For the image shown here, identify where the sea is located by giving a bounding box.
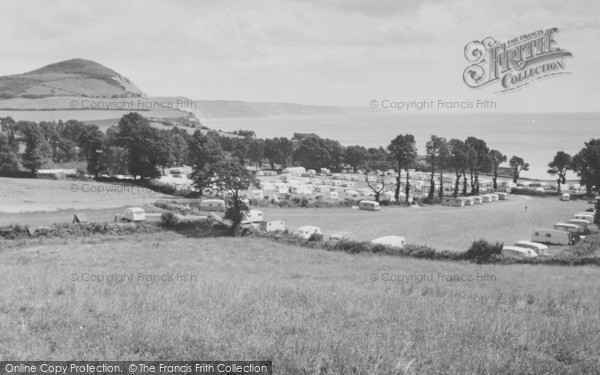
[200,112,600,180]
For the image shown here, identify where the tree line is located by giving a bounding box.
[2,113,600,202]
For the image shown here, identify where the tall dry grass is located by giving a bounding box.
[1,233,599,374]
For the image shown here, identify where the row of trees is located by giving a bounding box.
[379,134,531,203]
[4,113,600,201]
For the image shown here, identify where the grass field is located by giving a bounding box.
[1,233,599,373]
[259,196,591,252]
[0,178,172,215]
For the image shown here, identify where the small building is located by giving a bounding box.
[295,226,322,240]
[371,235,405,249]
[258,220,285,232]
[124,207,145,222]
[358,200,381,211]
[200,199,225,212]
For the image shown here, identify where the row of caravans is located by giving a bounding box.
[531,211,595,245]
[441,193,508,207]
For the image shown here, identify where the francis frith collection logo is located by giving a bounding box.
[463,27,572,92]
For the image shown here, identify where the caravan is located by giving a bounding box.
[514,241,548,256]
[573,213,594,224]
[242,210,264,224]
[358,200,381,211]
[554,222,583,234]
[200,199,226,212]
[531,228,576,245]
[502,246,539,258]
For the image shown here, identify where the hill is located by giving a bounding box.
[0,58,146,99]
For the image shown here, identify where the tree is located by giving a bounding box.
[153,130,176,175]
[363,169,393,202]
[188,131,224,169]
[572,139,600,195]
[77,125,104,176]
[426,136,442,200]
[171,133,188,166]
[17,121,45,173]
[0,133,20,173]
[489,149,507,190]
[366,147,392,171]
[99,146,129,175]
[232,140,248,165]
[193,161,260,234]
[113,113,162,179]
[344,145,368,173]
[547,151,571,194]
[465,137,490,195]
[293,135,344,171]
[448,139,469,198]
[1,117,20,153]
[388,134,417,203]
[437,139,449,200]
[247,139,265,168]
[509,155,529,183]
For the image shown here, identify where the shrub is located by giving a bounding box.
[462,239,503,263]
[160,212,180,228]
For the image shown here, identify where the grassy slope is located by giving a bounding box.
[0,178,174,215]
[259,196,591,252]
[0,233,599,373]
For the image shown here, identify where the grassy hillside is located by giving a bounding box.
[0,233,598,373]
[0,58,146,99]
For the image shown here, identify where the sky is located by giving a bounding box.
[0,0,598,112]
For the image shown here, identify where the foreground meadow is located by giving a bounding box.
[1,232,599,374]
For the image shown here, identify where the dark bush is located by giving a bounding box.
[462,239,503,263]
[160,212,179,228]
